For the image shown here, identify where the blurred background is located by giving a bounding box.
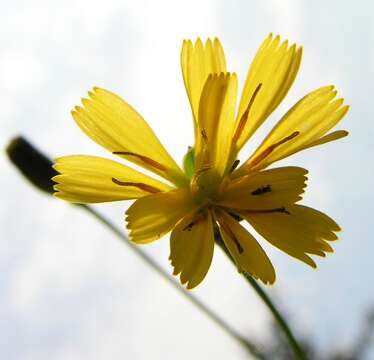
[1,0,373,359]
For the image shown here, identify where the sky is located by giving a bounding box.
[1,0,374,359]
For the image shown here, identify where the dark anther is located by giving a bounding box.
[246,207,291,215]
[111,178,160,193]
[219,219,244,254]
[112,151,166,171]
[265,207,290,215]
[229,159,240,174]
[182,216,203,231]
[182,222,194,231]
[280,207,291,215]
[251,185,271,195]
[228,212,243,222]
[233,236,244,254]
[200,128,208,143]
[232,83,263,144]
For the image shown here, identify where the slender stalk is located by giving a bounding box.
[81,205,267,360]
[242,274,306,360]
[216,239,306,360]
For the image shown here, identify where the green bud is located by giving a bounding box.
[182,146,195,179]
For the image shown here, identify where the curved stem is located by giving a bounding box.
[81,205,267,360]
[216,240,306,360]
[242,273,306,360]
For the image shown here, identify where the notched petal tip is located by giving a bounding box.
[295,45,303,60]
[81,97,91,107]
[213,37,221,45]
[182,39,192,48]
[72,105,82,113]
[288,42,295,52]
[269,274,276,285]
[310,261,317,269]
[51,174,60,183]
[51,161,59,170]
[341,105,350,115]
[194,37,203,47]
[186,280,202,290]
[282,39,289,48]
[205,38,212,46]
[341,130,349,137]
[52,191,66,200]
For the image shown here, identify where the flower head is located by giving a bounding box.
[54,34,349,289]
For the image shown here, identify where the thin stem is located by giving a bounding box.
[216,240,306,360]
[80,205,267,360]
[242,274,306,360]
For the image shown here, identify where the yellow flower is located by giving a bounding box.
[53,34,349,289]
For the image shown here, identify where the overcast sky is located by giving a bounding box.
[1,0,374,359]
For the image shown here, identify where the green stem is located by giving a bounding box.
[80,205,267,360]
[216,240,306,360]
[243,274,306,360]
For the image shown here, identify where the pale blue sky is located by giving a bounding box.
[1,0,373,359]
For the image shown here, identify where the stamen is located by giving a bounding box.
[232,83,262,144]
[227,211,243,222]
[233,237,244,254]
[246,207,290,215]
[250,131,299,167]
[229,159,240,174]
[219,219,244,254]
[251,185,271,195]
[200,128,208,143]
[195,163,212,176]
[112,178,161,193]
[182,214,204,231]
[112,151,166,171]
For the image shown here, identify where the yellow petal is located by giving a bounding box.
[126,188,198,244]
[195,72,238,179]
[169,210,214,289]
[218,166,307,210]
[298,130,349,150]
[238,86,349,174]
[181,38,227,134]
[72,87,187,186]
[242,204,340,268]
[234,33,302,151]
[215,209,275,285]
[53,155,172,203]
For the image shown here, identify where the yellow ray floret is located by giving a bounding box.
[170,210,214,289]
[181,38,227,136]
[241,205,340,268]
[234,33,302,152]
[236,85,349,175]
[53,155,173,203]
[218,166,307,210]
[195,72,238,179]
[71,87,187,186]
[126,188,198,244]
[215,209,276,285]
